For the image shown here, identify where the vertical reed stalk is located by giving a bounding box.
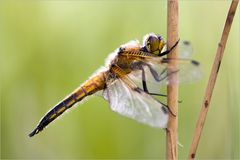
[188,1,239,159]
[166,0,179,159]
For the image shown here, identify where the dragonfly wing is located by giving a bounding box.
[129,57,202,93]
[103,79,169,128]
[160,40,194,58]
[179,41,193,58]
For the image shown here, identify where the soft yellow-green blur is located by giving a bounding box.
[1,1,239,159]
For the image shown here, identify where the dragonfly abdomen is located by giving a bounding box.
[29,72,106,137]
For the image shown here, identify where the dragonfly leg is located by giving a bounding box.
[130,62,181,104]
[128,63,177,117]
[137,63,182,104]
[140,66,167,97]
[140,65,148,92]
[159,69,179,82]
[130,61,167,97]
[158,39,180,57]
[140,66,176,116]
[160,102,177,117]
[158,69,182,103]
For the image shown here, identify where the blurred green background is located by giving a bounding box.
[0,1,239,159]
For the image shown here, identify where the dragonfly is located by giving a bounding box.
[29,33,201,137]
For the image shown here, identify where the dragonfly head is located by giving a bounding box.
[144,33,165,55]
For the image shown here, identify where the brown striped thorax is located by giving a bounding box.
[29,33,201,137]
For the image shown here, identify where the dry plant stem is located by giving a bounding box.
[188,0,239,159]
[166,0,179,159]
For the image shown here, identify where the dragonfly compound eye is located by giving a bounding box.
[157,36,165,54]
[145,35,160,54]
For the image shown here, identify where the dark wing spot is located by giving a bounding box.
[133,87,142,93]
[183,41,190,45]
[161,106,169,114]
[191,60,200,66]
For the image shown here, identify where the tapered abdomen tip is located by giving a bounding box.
[28,127,41,137]
[29,129,37,137]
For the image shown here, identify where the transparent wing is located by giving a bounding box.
[102,78,169,128]
[129,58,202,93]
[179,41,193,58]
[161,40,193,58]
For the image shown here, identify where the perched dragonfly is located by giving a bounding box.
[29,33,201,137]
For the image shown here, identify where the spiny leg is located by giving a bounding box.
[140,63,182,104]
[158,69,179,82]
[134,63,177,117]
[158,39,180,57]
[130,61,166,96]
[130,61,180,101]
[140,66,167,97]
[158,68,183,105]
[139,66,178,116]
[144,66,181,116]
